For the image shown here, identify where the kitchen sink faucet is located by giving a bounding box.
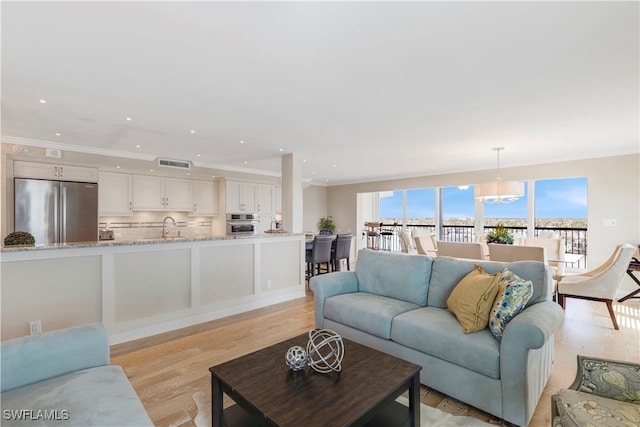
[163,216,176,238]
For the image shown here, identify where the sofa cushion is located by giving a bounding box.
[553,389,640,427]
[428,257,550,309]
[355,249,432,306]
[391,306,501,378]
[1,365,154,426]
[489,269,534,341]
[324,292,421,339]
[447,265,501,333]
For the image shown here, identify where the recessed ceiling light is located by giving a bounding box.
[240,140,244,144]
[244,161,248,165]
[186,173,191,176]
[149,169,154,172]
[116,166,121,169]
[126,117,132,121]
[196,154,201,157]
[279,148,283,152]
[39,99,46,104]
[303,159,307,163]
[55,133,61,136]
[190,130,195,134]
[136,144,141,148]
[333,164,337,168]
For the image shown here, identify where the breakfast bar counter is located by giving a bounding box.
[1,233,306,343]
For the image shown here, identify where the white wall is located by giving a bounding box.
[303,184,328,234]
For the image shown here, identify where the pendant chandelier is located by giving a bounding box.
[474,147,524,204]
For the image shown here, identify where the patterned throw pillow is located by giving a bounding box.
[447,265,501,333]
[489,268,534,341]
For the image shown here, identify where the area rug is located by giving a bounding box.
[192,392,494,427]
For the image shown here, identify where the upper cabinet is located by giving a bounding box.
[132,175,193,211]
[14,160,98,183]
[191,180,219,216]
[98,172,133,216]
[226,181,278,214]
[226,181,256,213]
[256,184,273,213]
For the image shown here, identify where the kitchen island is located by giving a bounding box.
[0,233,306,343]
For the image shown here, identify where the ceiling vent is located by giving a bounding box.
[157,158,191,170]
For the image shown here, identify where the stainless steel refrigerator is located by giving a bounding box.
[14,178,98,245]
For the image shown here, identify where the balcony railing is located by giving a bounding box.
[369,223,588,268]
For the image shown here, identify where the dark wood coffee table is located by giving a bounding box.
[209,333,421,427]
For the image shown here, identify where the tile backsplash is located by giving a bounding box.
[99,212,216,240]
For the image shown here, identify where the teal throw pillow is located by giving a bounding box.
[488,268,533,341]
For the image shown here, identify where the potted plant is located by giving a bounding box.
[486,223,513,244]
[4,231,36,246]
[317,216,336,234]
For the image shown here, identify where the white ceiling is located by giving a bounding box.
[2,1,638,185]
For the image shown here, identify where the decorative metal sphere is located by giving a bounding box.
[285,345,308,371]
[306,328,344,373]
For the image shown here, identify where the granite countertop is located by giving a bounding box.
[0,232,302,252]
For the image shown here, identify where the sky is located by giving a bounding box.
[379,177,588,219]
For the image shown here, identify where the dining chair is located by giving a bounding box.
[306,235,334,282]
[398,229,418,254]
[556,244,636,330]
[475,235,490,259]
[414,234,437,256]
[518,237,566,280]
[436,241,484,260]
[488,243,547,263]
[331,233,352,271]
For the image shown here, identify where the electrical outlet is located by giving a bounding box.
[29,320,42,335]
[602,219,617,227]
[266,279,272,289]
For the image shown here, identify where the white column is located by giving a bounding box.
[282,153,303,233]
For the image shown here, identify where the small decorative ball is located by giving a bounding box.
[306,328,344,374]
[285,345,308,371]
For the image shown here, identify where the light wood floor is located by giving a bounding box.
[111,295,640,427]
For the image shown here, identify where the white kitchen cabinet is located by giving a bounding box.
[132,175,193,211]
[274,186,282,213]
[164,177,194,211]
[98,172,133,216]
[226,181,256,213]
[190,180,219,216]
[256,184,273,213]
[14,160,98,182]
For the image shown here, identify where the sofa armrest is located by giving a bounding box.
[568,354,640,401]
[1,323,110,392]
[309,271,359,328]
[499,301,565,426]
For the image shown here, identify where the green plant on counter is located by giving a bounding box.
[486,223,513,244]
[317,216,336,234]
[4,231,36,246]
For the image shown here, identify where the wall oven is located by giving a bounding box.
[226,213,258,236]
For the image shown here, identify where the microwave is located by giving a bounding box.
[226,213,258,236]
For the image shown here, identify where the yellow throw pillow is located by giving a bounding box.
[447,265,501,333]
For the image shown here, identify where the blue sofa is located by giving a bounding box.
[310,249,565,427]
[1,323,153,426]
